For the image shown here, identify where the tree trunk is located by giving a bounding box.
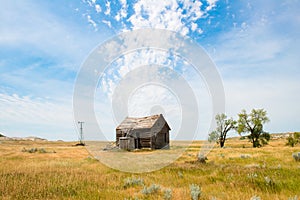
[253,138,260,148]
[220,141,225,148]
[251,137,255,147]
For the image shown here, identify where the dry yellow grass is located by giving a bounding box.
[0,138,299,199]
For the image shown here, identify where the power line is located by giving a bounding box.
[78,121,85,145]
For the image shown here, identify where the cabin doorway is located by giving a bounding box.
[135,132,141,149]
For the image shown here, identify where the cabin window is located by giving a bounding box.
[164,133,167,143]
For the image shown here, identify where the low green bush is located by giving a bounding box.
[286,132,300,147]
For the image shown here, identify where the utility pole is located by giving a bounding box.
[78,121,85,145]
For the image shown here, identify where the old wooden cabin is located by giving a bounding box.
[116,114,170,150]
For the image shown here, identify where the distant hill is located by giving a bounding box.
[0,133,47,141]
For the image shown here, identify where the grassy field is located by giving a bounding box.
[0,138,299,200]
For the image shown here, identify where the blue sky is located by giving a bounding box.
[0,0,299,141]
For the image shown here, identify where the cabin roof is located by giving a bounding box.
[116,114,169,130]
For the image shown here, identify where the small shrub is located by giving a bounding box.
[240,136,247,140]
[163,188,172,200]
[287,132,300,147]
[124,197,139,200]
[22,147,49,153]
[288,195,298,200]
[240,154,251,159]
[123,177,144,188]
[178,171,183,178]
[247,173,258,179]
[197,154,207,163]
[287,136,298,147]
[277,164,281,169]
[292,152,300,162]
[219,153,225,158]
[264,176,275,186]
[28,148,38,153]
[190,184,201,200]
[141,184,160,195]
[38,148,47,153]
[288,132,300,146]
[250,195,261,200]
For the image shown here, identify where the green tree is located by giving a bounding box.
[208,113,236,148]
[237,109,270,147]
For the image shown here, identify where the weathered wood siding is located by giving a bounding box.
[116,129,126,145]
[129,128,152,149]
[116,114,170,149]
[119,137,135,150]
[151,115,170,149]
[154,125,170,149]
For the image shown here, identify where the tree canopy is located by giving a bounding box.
[237,109,270,147]
[209,113,236,148]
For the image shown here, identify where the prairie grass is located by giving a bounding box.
[0,138,299,199]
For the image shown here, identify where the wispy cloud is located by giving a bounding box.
[0,1,107,66]
[104,1,111,16]
[0,93,75,140]
[84,0,219,36]
[0,1,109,140]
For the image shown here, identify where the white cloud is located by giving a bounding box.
[128,1,187,34]
[181,0,203,20]
[0,93,75,140]
[112,0,209,36]
[206,0,218,11]
[191,22,198,31]
[87,15,98,29]
[98,49,170,98]
[102,20,112,28]
[0,1,104,68]
[115,0,128,21]
[212,25,287,68]
[95,4,101,13]
[84,0,219,36]
[104,1,111,16]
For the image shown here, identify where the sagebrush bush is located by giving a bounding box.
[22,148,48,153]
[264,176,275,186]
[38,148,47,153]
[123,177,144,188]
[292,152,300,162]
[190,184,201,200]
[163,188,172,200]
[247,173,258,179]
[141,184,160,195]
[250,195,261,200]
[178,171,183,178]
[288,195,298,200]
[197,154,207,163]
[240,154,251,159]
